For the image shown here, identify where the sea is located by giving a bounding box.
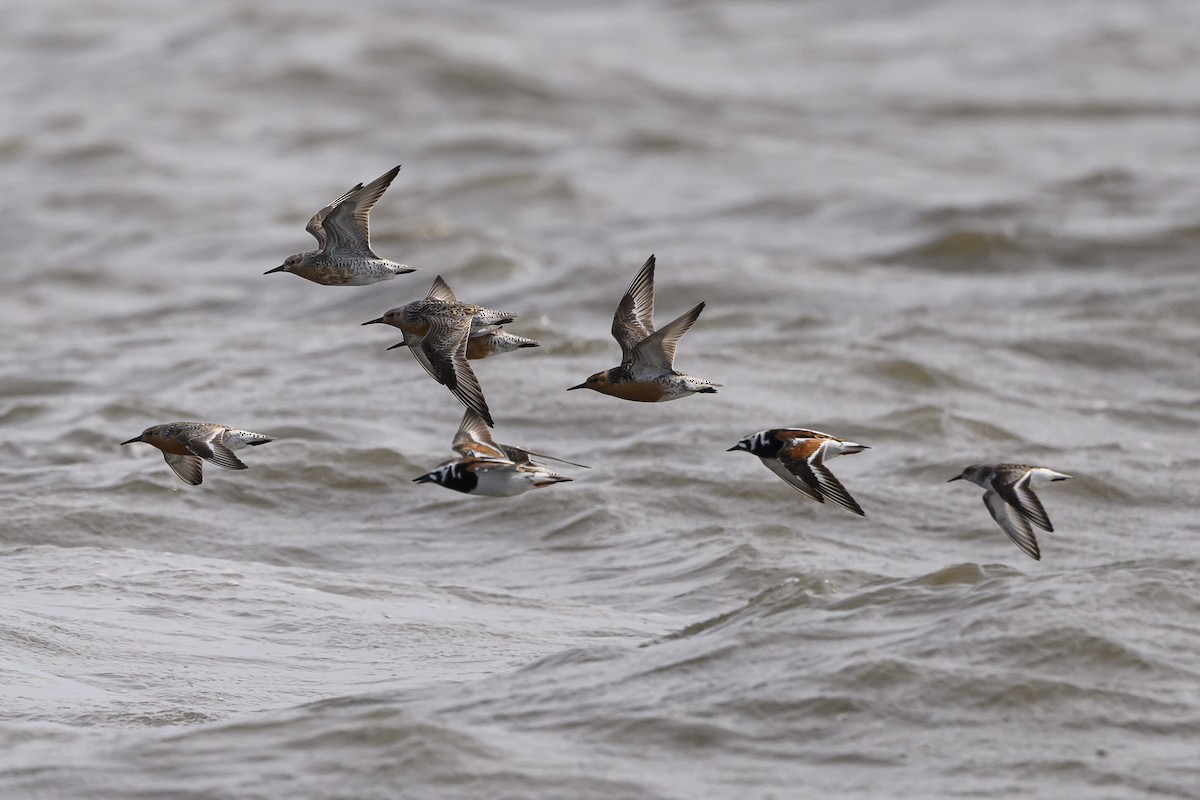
[2,0,1199,797]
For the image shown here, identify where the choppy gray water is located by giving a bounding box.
[2,0,1200,797]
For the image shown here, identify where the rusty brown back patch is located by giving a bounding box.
[780,438,823,461]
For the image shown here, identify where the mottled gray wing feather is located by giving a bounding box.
[163,453,204,486]
[983,490,1041,561]
[632,301,705,372]
[421,316,494,427]
[427,275,458,303]
[306,183,362,249]
[612,255,656,364]
[452,409,507,460]
[321,165,400,257]
[405,338,445,384]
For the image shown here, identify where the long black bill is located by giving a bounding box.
[412,474,433,484]
[566,383,587,391]
[362,317,385,326]
[386,341,405,351]
[264,265,287,275]
[947,473,965,482]
[120,436,142,446]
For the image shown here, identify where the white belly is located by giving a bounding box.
[472,466,540,497]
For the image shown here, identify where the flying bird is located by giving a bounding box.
[569,254,719,401]
[729,428,869,516]
[121,422,274,485]
[413,409,585,496]
[948,463,1072,560]
[363,276,519,426]
[266,165,416,285]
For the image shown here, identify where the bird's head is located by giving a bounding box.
[948,464,985,485]
[265,253,304,275]
[567,371,611,393]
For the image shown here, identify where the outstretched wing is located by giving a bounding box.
[612,255,656,364]
[163,453,204,485]
[420,315,494,427]
[771,438,825,504]
[983,490,1041,560]
[305,183,362,249]
[182,429,248,471]
[427,275,458,303]
[805,442,866,516]
[631,302,705,372]
[452,409,506,460]
[996,470,1054,532]
[321,165,401,256]
[499,444,589,469]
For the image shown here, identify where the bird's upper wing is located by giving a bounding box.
[320,165,401,256]
[611,255,656,364]
[499,444,589,469]
[994,469,1053,532]
[427,275,458,303]
[983,490,1041,560]
[420,314,494,427]
[183,428,248,470]
[452,409,506,460]
[305,183,362,249]
[631,301,705,372]
[772,438,826,503]
[805,442,866,516]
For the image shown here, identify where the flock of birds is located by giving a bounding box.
[119,165,1073,561]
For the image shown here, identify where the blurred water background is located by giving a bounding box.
[1,0,1199,797]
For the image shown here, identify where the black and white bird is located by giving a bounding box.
[948,463,1072,560]
[413,410,585,497]
[728,427,869,516]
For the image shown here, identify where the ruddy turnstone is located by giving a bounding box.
[362,276,519,426]
[948,463,1071,561]
[266,165,416,285]
[120,422,274,486]
[728,428,869,516]
[413,409,585,496]
[569,254,719,401]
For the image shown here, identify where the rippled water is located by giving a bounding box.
[3,0,1200,797]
